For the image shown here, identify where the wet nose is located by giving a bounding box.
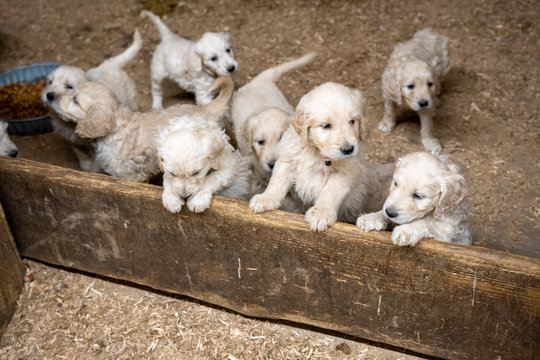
[418,99,429,108]
[227,64,236,73]
[340,144,354,155]
[267,160,275,170]
[8,149,18,158]
[46,92,55,101]
[385,208,398,218]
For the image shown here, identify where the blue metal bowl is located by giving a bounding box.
[0,63,62,136]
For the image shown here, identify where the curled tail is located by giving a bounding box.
[203,76,235,122]
[255,52,317,83]
[102,29,143,69]
[141,10,175,40]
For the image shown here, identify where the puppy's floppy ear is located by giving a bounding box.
[382,66,402,106]
[241,117,253,155]
[292,110,310,146]
[434,172,467,220]
[74,94,116,138]
[350,88,366,141]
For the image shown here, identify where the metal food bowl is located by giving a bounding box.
[0,63,61,136]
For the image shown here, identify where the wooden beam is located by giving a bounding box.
[0,157,538,359]
[0,201,25,336]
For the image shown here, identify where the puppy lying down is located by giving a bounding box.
[356,152,471,246]
[158,114,252,213]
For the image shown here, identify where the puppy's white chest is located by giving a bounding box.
[294,155,330,204]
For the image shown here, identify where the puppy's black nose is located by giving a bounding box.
[418,99,429,108]
[267,160,275,170]
[340,144,354,155]
[385,208,398,218]
[46,92,55,101]
[8,149,18,158]
[227,65,236,73]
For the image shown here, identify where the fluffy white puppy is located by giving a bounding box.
[379,28,449,153]
[231,52,316,187]
[0,122,18,158]
[356,152,471,246]
[158,114,252,213]
[42,30,142,171]
[53,76,234,183]
[250,82,381,231]
[141,10,238,108]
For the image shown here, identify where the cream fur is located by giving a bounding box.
[0,122,18,158]
[158,114,252,213]
[356,152,471,246]
[249,82,381,231]
[53,76,234,183]
[141,10,238,108]
[379,28,449,154]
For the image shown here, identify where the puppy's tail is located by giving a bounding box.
[102,29,143,69]
[255,52,317,83]
[141,10,175,40]
[203,76,235,122]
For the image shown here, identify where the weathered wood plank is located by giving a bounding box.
[0,201,25,336]
[0,157,538,359]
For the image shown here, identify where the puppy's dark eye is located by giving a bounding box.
[226,48,231,54]
[349,119,355,126]
[66,84,73,90]
[393,181,398,187]
[257,140,265,146]
[192,170,200,176]
[427,82,433,87]
[206,168,215,176]
[322,123,331,129]
[210,56,218,62]
[412,193,423,200]
[169,171,177,177]
[48,80,52,85]
[407,84,415,90]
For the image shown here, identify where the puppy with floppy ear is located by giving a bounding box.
[356,152,471,246]
[0,122,18,158]
[250,82,382,231]
[141,10,238,108]
[158,114,252,213]
[54,76,234,183]
[379,28,449,154]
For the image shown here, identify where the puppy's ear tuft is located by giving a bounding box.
[292,111,309,146]
[434,173,467,220]
[241,117,254,155]
[382,66,402,106]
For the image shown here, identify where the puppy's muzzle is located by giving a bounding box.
[418,99,429,108]
[385,208,398,218]
[8,149,19,158]
[340,144,355,156]
[46,92,55,101]
[227,65,236,73]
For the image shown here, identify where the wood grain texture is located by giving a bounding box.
[0,201,24,336]
[0,157,538,359]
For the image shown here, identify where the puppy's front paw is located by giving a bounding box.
[422,137,442,154]
[356,212,388,232]
[162,192,184,213]
[391,224,423,247]
[378,117,395,133]
[305,206,337,232]
[249,193,281,213]
[187,191,212,213]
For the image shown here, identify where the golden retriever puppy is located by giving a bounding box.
[231,52,316,187]
[157,114,252,213]
[0,122,18,158]
[42,30,142,171]
[53,76,234,183]
[356,152,471,246]
[250,82,381,231]
[141,10,238,108]
[379,28,449,153]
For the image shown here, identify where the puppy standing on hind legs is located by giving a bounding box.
[356,152,472,246]
[379,28,449,154]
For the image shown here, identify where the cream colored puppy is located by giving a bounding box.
[231,52,316,187]
[53,76,234,183]
[158,114,252,213]
[0,122,18,158]
[379,28,449,153]
[42,30,142,172]
[141,10,238,108]
[356,152,471,246]
[250,82,381,231]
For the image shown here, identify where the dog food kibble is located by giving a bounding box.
[0,79,49,119]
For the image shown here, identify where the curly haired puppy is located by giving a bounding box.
[0,122,18,158]
[42,30,142,171]
[250,82,381,231]
[54,76,234,183]
[141,10,238,108]
[356,152,471,246]
[231,52,316,188]
[379,28,449,153]
[158,114,252,213]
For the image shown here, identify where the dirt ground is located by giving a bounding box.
[0,0,538,358]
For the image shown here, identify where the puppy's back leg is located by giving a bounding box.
[378,98,397,133]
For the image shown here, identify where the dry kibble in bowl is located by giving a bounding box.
[0,79,49,119]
